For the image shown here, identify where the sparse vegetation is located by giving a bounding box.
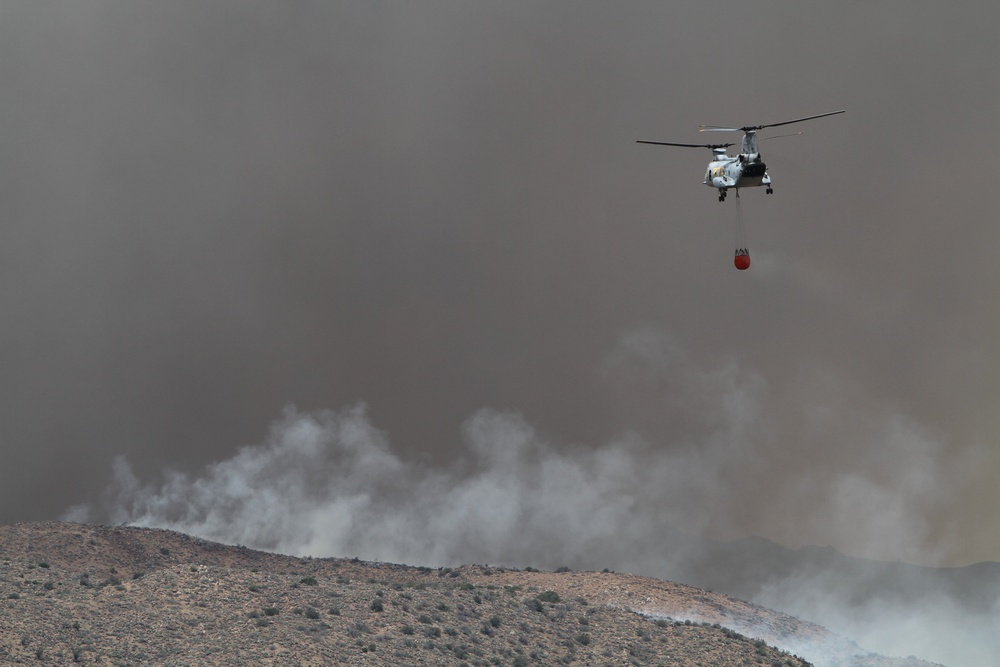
[5,522,928,667]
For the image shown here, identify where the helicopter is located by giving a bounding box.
[637,110,845,201]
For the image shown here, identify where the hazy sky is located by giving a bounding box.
[3,1,1000,574]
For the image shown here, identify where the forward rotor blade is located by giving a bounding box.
[636,140,733,149]
[698,126,741,132]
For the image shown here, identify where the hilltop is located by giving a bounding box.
[0,522,942,666]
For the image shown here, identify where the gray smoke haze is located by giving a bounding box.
[2,2,999,665]
[68,329,995,665]
[68,329,973,567]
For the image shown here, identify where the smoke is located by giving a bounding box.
[65,329,994,666]
[753,564,1000,665]
[68,403,686,569]
[67,330,766,567]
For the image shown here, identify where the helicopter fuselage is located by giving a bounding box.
[704,153,771,190]
[704,151,772,201]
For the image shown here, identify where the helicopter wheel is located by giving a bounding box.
[766,187,773,194]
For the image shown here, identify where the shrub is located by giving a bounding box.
[306,607,320,619]
[536,591,560,603]
[300,576,318,586]
[263,607,280,616]
[575,633,591,645]
[371,599,384,612]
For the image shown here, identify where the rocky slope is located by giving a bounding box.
[0,522,943,666]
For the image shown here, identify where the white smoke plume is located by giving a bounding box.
[71,403,693,570]
[67,330,767,567]
[65,330,994,666]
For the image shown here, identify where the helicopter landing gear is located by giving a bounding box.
[766,187,773,194]
[718,188,727,202]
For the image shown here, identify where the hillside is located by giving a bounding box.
[0,522,942,666]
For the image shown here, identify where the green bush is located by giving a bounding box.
[536,591,560,603]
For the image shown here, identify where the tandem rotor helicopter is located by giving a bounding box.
[637,109,845,269]
[637,109,844,201]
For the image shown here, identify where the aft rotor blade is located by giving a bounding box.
[761,131,803,140]
[636,140,732,149]
[751,109,846,131]
[700,110,845,133]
